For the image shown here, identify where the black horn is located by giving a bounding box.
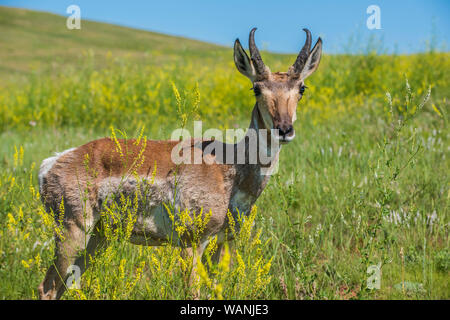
[249,28,269,77]
[291,28,312,74]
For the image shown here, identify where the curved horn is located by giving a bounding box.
[291,28,312,74]
[249,28,269,77]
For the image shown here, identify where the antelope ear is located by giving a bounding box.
[234,38,256,81]
[300,38,322,80]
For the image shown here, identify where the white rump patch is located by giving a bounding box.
[38,148,75,191]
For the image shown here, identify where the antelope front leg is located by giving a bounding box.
[181,246,204,284]
[180,243,207,299]
[180,241,224,298]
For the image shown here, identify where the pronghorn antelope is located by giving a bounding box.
[38,28,322,300]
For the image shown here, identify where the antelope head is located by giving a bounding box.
[234,28,322,143]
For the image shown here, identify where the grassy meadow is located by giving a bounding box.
[0,7,449,299]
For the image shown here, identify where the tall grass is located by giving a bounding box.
[0,50,448,133]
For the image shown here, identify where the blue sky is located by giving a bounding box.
[2,0,449,53]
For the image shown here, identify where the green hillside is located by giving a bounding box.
[0,6,225,76]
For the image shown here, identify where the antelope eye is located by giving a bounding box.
[253,86,262,96]
[299,85,307,95]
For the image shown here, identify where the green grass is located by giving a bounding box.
[0,6,448,299]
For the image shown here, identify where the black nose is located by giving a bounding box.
[276,125,293,137]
